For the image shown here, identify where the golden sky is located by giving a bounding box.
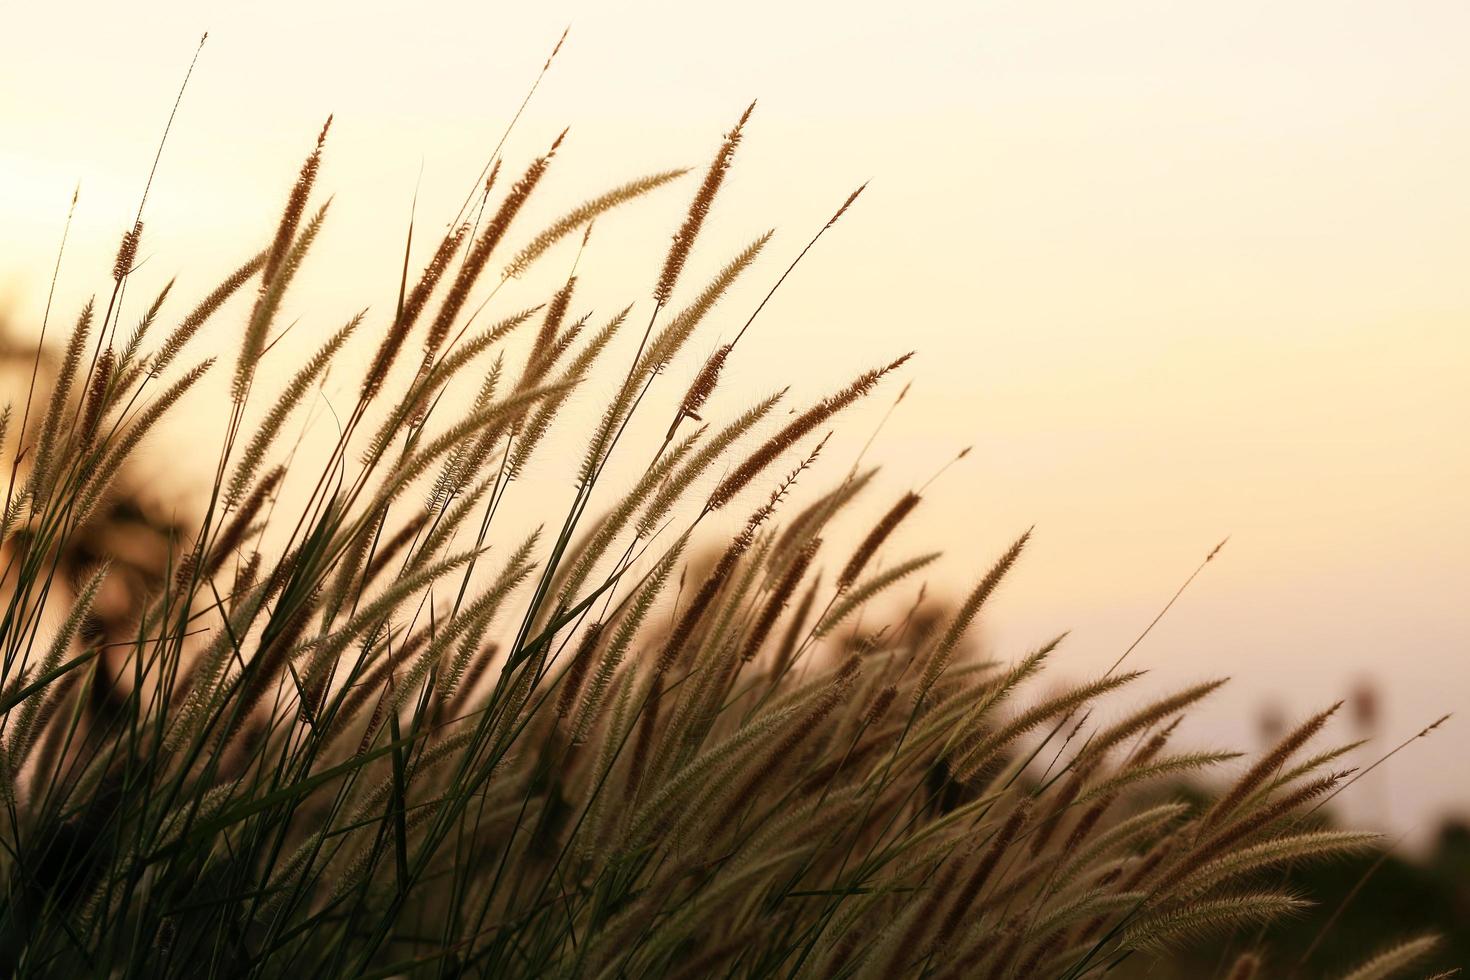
[3,0,1467,837]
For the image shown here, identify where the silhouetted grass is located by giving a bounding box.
[0,40,1450,979]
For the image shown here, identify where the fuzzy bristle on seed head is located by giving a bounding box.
[935,798,1033,949]
[916,527,1030,703]
[556,622,604,720]
[838,491,921,590]
[261,119,330,288]
[1202,700,1342,830]
[1158,771,1349,896]
[208,466,283,577]
[681,343,731,418]
[864,685,898,727]
[707,354,910,510]
[1339,936,1442,980]
[651,456,812,673]
[826,181,867,228]
[527,277,577,375]
[112,221,143,283]
[504,169,687,280]
[739,535,820,663]
[654,102,753,306]
[668,344,731,439]
[30,299,95,498]
[363,223,469,398]
[656,532,754,675]
[424,150,556,360]
[624,671,663,803]
[80,347,115,448]
[153,253,264,377]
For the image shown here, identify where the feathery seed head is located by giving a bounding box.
[153,253,264,377]
[654,102,754,305]
[838,491,921,589]
[1203,700,1342,830]
[740,535,820,663]
[79,347,115,449]
[707,354,910,510]
[112,221,143,282]
[557,622,605,720]
[864,685,898,727]
[425,152,555,358]
[260,119,330,288]
[364,223,469,398]
[826,181,867,229]
[916,527,1031,704]
[671,343,732,435]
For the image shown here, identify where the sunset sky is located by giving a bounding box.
[3,0,1467,838]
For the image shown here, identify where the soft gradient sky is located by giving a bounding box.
[3,0,1467,838]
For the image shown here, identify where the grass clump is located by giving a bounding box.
[0,55,1449,980]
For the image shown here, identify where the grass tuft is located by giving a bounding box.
[0,75,1444,980]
